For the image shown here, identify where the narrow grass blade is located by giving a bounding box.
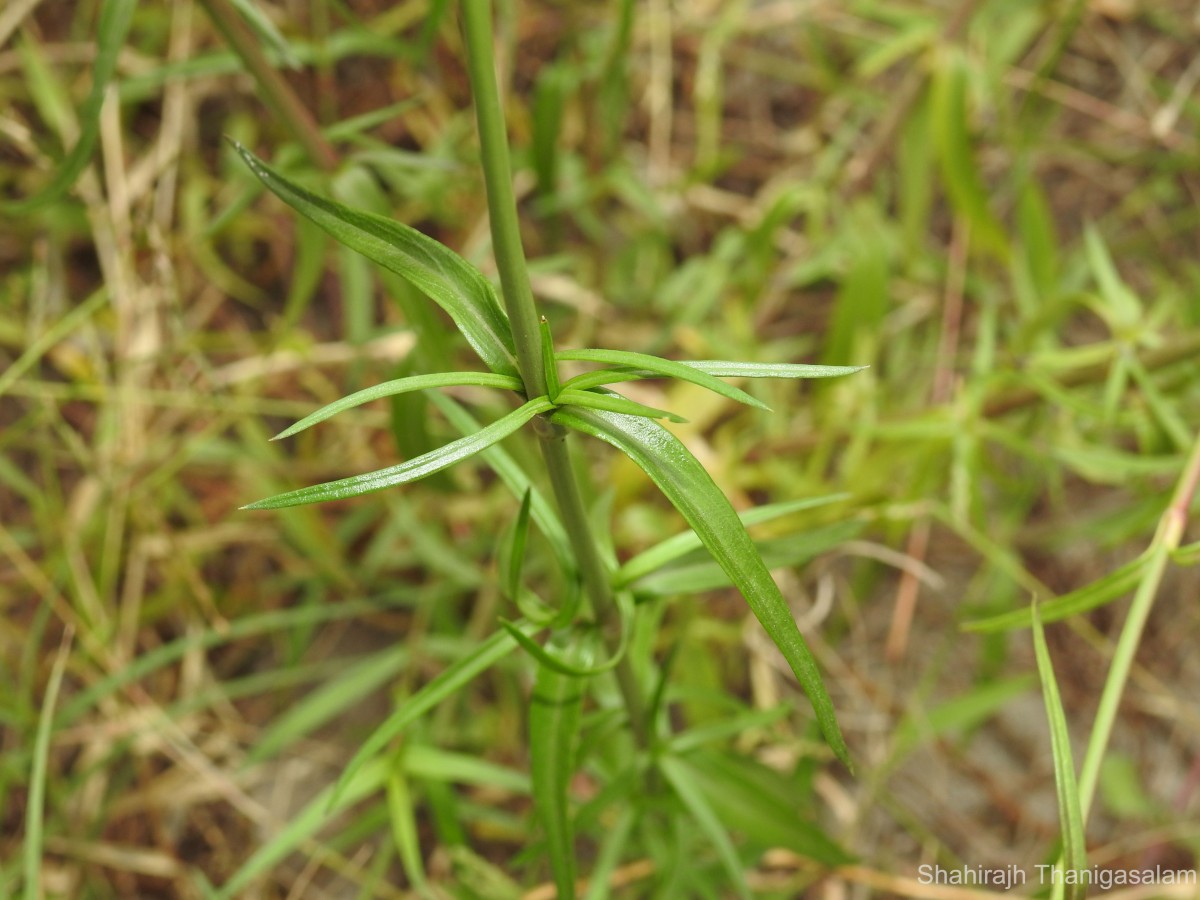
[23,628,72,900]
[560,361,863,394]
[680,361,866,379]
[556,349,769,410]
[243,396,552,509]
[3,0,136,212]
[557,387,686,423]
[682,749,852,867]
[231,141,520,377]
[215,758,388,900]
[530,663,584,899]
[553,407,852,769]
[931,48,1009,259]
[501,490,533,603]
[332,624,532,806]
[1032,604,1088,900]
[386,764,428,891]
[245,643,411,765]
[658,755,750,899]
[272,371,522,440]
[616,495,850,588]
[963,553,1148,633]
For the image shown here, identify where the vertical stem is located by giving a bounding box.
[460,0,649,747]
[460,0,545,399]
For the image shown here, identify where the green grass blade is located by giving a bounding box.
[272,371,522,440]
[679,361,866,379]
[530,663,584,899]
[557,387,686,423]
[23,629,72,900]
[555,349,770,410]
[539,316,562,400]
[658,755,750,899]
[215,758,388,900]
[553,407,851,769]
[1032,604,1088,900]
[331,624,532,806]
[501,489,533,602]
[683,749,852,867]
[245,643,411,766]
[931,48,1009,259]
[2,0,136,212]
[386,764,428,891]
[963,553,1149,633]
[243,396,552,509]
[230,141,520,377]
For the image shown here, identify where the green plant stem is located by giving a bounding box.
[460,0,546,399]
[460,0,650,747]
[199,0,338,171]
[1076,429,1200,823]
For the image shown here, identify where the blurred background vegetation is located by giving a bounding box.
[1,0,1198,896]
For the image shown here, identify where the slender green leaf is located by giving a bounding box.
[1032,605,1088,900]
[386,763,428,891]
[682,361,866,379]
[227,0,302,68]
[540,316,562,400]
[24,630,72,900]
[560,361,861,394]
[893,675,1036,761]
[557,387,686,423]
[553,407,851,769]
[556,349,770,410]
[332,624,532,805]
[963,553,1149,633]
[583,807,635,900]
[1172,540,1200,566]
[931,48,1009,259]
[658,755,750,899]
[3,0,137,213]
[1084,223,1141,331]
[617,494,848,587]
[530,662,584,899]
[684,749,852,866]
[244,396,552,509]
[231,141,520,377]
[245,643,411,765]
[216,759,388,900]
[501,490,533,603]
[273,371,522,440]
[403,745,529,793]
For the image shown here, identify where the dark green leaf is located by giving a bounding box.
[273,371,522,440]
[243,397,552,509]
[231,141,520,377]
[556,387,686,423]
[552,407,852,769]
[556,349,769,410]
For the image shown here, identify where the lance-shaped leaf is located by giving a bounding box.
[1032,604,1088,900]
[561,360,864,393]
[243,396,552,509]
[231,141,521,377]
[556,349,769,410]
[273,371,523,440]
[557,387,686,423]
[552,407,852,770]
